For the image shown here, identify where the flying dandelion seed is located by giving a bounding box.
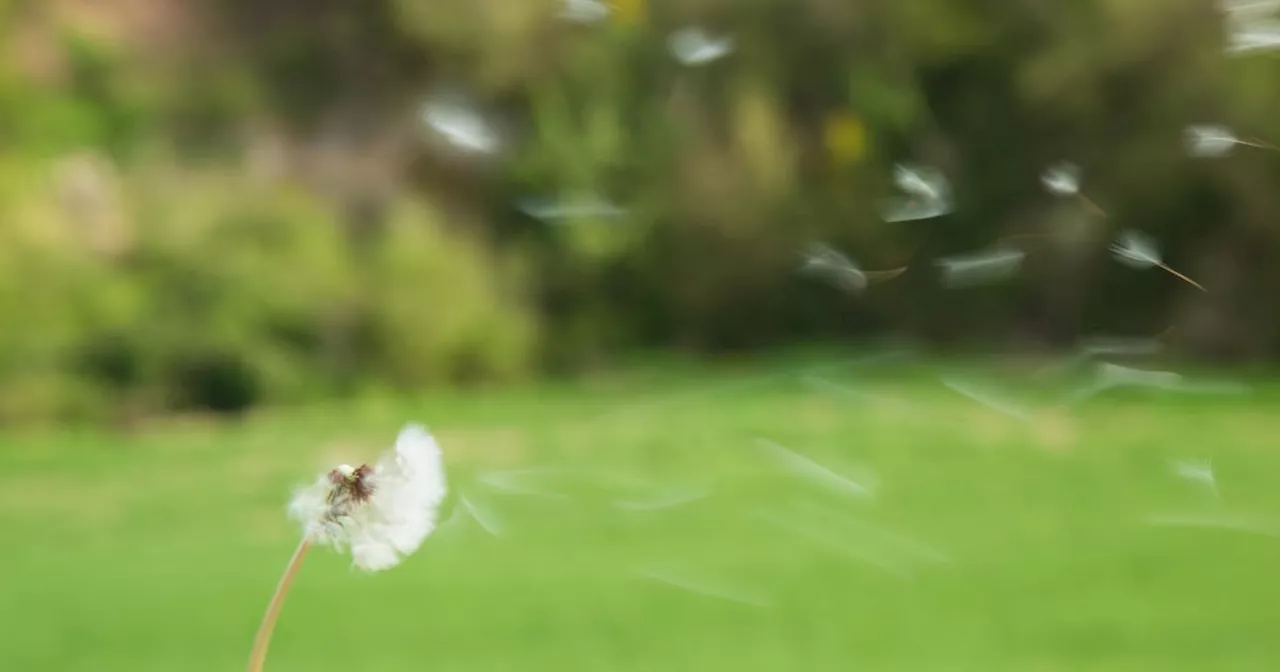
[636,566,771,607]
[939,376,1032,421]
[935,248,1025,288]
[559,0,611,23]
[1109,229,1207,292]
[798,242,906,293]
[419,100,500,154]
[1170,459,1219,497]
[249,425,448,672]
[518,195,628,221]
[1184,124,1278,157]
[881,164,952,222]
[1036,336,1164,375]
[1040,161,1107,216]
[614,485,711,511]
[1145,513,1280,537]
[1061,362,1184,404]
[1226,19,1280,53]
[755,438,876,499]
[459,493,505,537]
[1041,162,1080,196]
[791,500,954,565]
[668,27,734,65]
[754,510,913,578]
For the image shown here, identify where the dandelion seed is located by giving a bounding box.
[940,376,1032,421]
[559,0,610,23]
[1145,513,1280,537]
[614,485,711,511]
[668,28,734,65]
[1041,162,1080,196]
[636,566,771,607]
[798,242,906,293]
[1040,161,1106,216]
[755,510,912,578]
[1182,124,1277,157]
[478,467,574,499]
[459,493,504,537]
[881,164,952,222]
[518,195,628,221]
[1109,229,1206,291]
[1061,362,1183,404]
[755,438,876,499]
[420,100,500,154]
[1170,459,1219,497]
[249,425,448,672]
[934,248,1025,288]
[1226,19,1280,54]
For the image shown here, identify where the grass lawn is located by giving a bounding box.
[3,352,1280,671]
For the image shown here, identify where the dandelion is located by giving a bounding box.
[668,28,734,65]
[1109,229,1206,291]
[1184,124,1278,157]
[1040,161,1107,216]
[247,424,447,672]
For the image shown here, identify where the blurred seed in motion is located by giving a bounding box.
[1062,362,1183,404]
[1170,459,1219,497]
[881,164,952,222]
[798,242,906,293]
[419,100,500,154]
[518,195,628,221]
[1041,162,1080,196]
[668,28,734,65]
[1110,229,1206,291]
[479,468,574,499]
[559,0,610,23]
[614,485,711,511]
[459,493,505,537]
[934,247,1025,288]
[636,565,771,607]
[1041,161,1107,216]
[1184,123,1278,156]
[1225,18,1280,53]
[939,376,1031,421]
[755,438,876,499]
[1145,513,1280,537]
[754,510,912,578]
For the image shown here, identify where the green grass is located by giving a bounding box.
[4,354,1280,671]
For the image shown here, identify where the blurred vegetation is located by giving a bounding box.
[1,0,1279,424]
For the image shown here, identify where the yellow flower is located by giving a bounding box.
[823,112,867,166]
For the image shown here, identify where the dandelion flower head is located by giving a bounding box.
[288,424,448,572]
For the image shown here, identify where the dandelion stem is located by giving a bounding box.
[248,538,311,672]
[1155,262,1207,292]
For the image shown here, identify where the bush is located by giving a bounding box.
[0,166,538,426]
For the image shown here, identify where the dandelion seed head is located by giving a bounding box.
[288,424,448,572]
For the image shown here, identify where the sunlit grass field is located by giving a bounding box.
[4,353,1280,671]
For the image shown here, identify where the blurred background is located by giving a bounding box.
[1,0,1278,425]
[5,1,1280,670]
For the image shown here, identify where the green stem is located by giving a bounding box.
[247,538,311,672]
